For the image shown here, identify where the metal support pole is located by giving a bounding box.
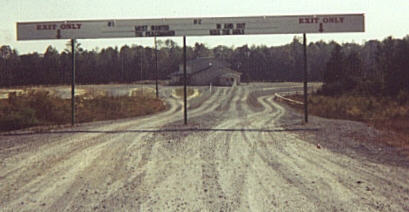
[140,48,143,95]
[121,51,124,81]
[4,57,8,87]
[183,36,188,125]
[303,33,308,123]
[71,39,76,126]
[154,36,159,98]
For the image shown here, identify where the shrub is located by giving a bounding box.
[0,107,38,131]
[306,94,409,122]
[0,90,166,132]
[397,90,409,105]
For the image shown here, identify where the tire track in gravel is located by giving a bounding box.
[3,132,132,210]
[0,96,182,182]
[189,88,222,117]
[237,89,338,209]
[52,96,191,211]
[2,84,408,211]
[213,130,252,211]
[188,87,222,111]
[56,87,237,211]
[198,87,245,211]
[126,86,238,211]
[262,96,409,210]
[210,86,286,211]
[1,85,234,211]
[232,90,289,210]
[1,93,185,210]
[214,87,236,112]
[163,86,241,211]
[248,94,358,210]
[238,91,337,210]
[257,130,408,211]
[277,135,409,210]
[1,131,136,206]
[90,133,168,212]
[241,89,409,211]
[198,87,256,211]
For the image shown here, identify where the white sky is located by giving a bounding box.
[1,0,408,54]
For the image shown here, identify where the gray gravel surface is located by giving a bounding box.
[0,83,408,211]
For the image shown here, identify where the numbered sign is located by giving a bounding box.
[17,14,364,40]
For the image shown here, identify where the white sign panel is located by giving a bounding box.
[17,14,364,40]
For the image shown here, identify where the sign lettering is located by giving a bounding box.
[209,22,246,36]
[135,25,175,37]
[36,23,82,30]
[299,17,345,24]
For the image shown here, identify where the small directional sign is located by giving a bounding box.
[319,23,324,33]
[17,14,364,40]
[56,29,61,39]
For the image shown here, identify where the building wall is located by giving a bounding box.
[217,73,241,86]
[190,68,241,86]
[172,58,240,86]
[170,75,180,85]
[178,58,229,73]
[190,67,221,85]
[178,64,193,74]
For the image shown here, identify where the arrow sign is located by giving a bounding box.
[319,23,324,33]
[56,29,61,39]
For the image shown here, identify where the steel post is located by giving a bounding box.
[154,36,159,98]
[71,39,76,126]
[303,33,308,123]
[183,36,187,125]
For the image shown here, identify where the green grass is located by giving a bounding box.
[0,91,166,132]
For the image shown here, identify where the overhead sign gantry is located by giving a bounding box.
[17,14,365,125]
[17,14,364,40]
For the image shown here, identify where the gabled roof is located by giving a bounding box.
[218,68,242,76]
[170,65,213,77]
[170,57,238,77]
[187,57,228,67]
[181,58,229,72]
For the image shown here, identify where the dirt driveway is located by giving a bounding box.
[1,83,408,211]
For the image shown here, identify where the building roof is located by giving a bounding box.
[170,57,232,77]
[186,57,229,70]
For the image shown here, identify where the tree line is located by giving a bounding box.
[1,35,408,97]
[321,36,409,98]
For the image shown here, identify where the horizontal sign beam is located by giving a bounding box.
[17,14,364,40]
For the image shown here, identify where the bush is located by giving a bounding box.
[0,107,38,131]
[307,94,409,122]
[0,90,166,132]
[397,90,409,105]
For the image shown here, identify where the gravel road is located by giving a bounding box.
[1,83,408,211]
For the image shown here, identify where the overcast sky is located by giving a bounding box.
[1,0,408,54]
